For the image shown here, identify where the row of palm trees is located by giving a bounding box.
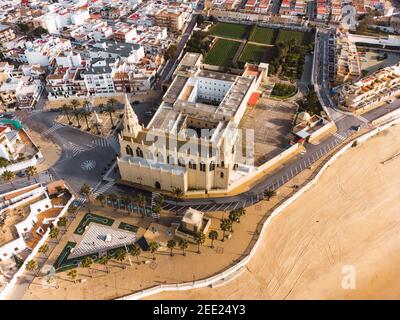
[0,165,38,190]
[61,97,119,133]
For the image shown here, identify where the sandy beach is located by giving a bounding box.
[148,124,400,300]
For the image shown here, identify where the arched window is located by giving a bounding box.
[167,155,174,165]
[189,160,197,170]
[178,157,185,167]
[200,162,206,172]
[157,153,164,163]
[220,172,224,178]
[136,147,144,158]
[209,161,215,171]
[126,145,133,156]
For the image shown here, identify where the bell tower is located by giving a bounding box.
[122,95,141,139]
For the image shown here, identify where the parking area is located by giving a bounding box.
[240,98,297,166]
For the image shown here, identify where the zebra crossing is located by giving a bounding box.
[91,135,120,152]
[42,123,65,136]
[62,142,94,158]
[151,192,161,219]
[356,115,370,124]
[333,132,346,141]
[92,181,115,197]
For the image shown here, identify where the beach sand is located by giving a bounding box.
[147,124,400,300]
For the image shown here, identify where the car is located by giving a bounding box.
[386,99,394,104]
[352,125,361,132]
[144,111,154,116]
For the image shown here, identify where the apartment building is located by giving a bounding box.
[337,63,400,113]
[88,41,145,64]
[0,24,15,43]
[82,58,116,96]
[24,37,72,67]
[154,9,184,33]
[335,30,361,84]
[0,76,42,108]
[46,66,87,100]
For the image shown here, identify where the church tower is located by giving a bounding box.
[122,94,141,139]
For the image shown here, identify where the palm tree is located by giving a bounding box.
[96,194,105,207]
[108,193,118,208]
[57,216,67,229]
[172,187,184,207]
[26,260,37,273]
[178,239,189,256]
[264,190,277,201]
[80,183,92,212]
[148,241,160,260]
[0,157,10,169]
[72,108,81,128]
[194,232,206,254]
[105,98,118,129]
[70,99,80,112]
[2,170,16,189]
[62,104,72,125]
[67,269,78,283]
[98,255,110,273]
[80,109,92,131]
[38,244,49,257]
[208,230,218,248]
[81,256,93,277]
[136,193,146,218]
[114,248,127,267]
[220,218,232,242]
[229,209,241,224]
[49,227,60,241]
[154,194,164,207]
[130,244,141,264]
[120,196,130,211]
[67,204,78,218]
[25,166,38,182]
[167,239,176,256]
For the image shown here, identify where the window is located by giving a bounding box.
[126,145,133,156]
[167,155,174,164]
[178,158,185,167]
[136,147,144,157]
[220,172,224,178]
[189,160,197,170]
[200,162,206,172]
[221,161,225,167]
[209,161,215,171]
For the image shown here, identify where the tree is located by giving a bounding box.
[135,193,146,218]
[73,108,81,128]
[26,260,37,273]
[164,44,177,61]
[38,244,49,257]
[208,230,218,248]
[178,239,189,256]
[2,170,16,189]
[67,204,78,217]
[81,256,93,277]
[167,239,176,256]
[18,23,30,34]
[96,194,105,207]
[114,248,127,267]
[264,190,277,201]
[70,99,80,111]
[80,109,92,131]
[194,232,206,254]
[220,218,232,241]
[62,104,72,125]
[98,255,110,273]
[148,241,160,260]
[57,217,67,228]
[108,193,118,208]
[172,187,184,207]
[67,269,78,282]
[130,244,141,264]
[80,183,92,212]
[0,157,9,169]
[49,227,60,241]
[105,98,118,129]
[25,166,38,182]
[228,210,241,224]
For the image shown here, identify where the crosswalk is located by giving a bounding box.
[151,192,161,219]
[62,142,94,158]
[356,115,369,124]
[91,138,110,148]
[92,181,115,197]
[91,135,119,152]
[42,123,65,136]
[333,132,346,141]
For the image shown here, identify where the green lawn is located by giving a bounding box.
[271,83,297,98]
[205,39,241,66]
[209,23,249,39]
[74,213,115,235]
[248,26,276,45]
[239,44,276,64]
[276,30,313,46]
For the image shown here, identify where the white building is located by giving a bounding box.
[82,58,116,96]
[0,125,23,161]
[25,37,72,66]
